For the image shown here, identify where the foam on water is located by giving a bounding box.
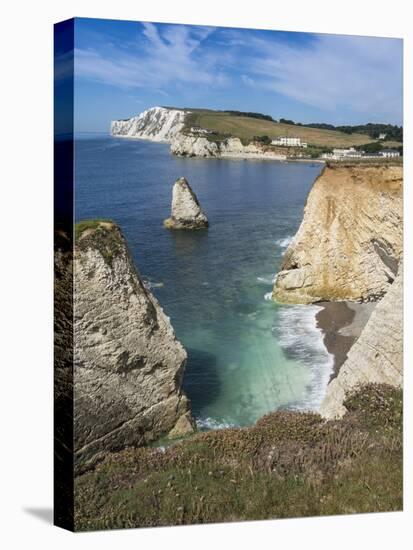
[273,304,334,411]
[257,275,276,285]
[275,235,294,249]
[75,136,325,429]
[196,417,237,430]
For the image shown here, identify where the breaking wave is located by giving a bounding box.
[257,275,276,285]
[196,417,237,431]
[275,235,293,249]
[272,304,334,412]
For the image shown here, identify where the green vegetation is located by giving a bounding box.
[253,135,272,145]
[283,121,403,142]
[355,142,383,153]
[182,109,380,148]
[75,384,402,530]
[75,219,122,267]
[224,110,275,122]
[75,219,114,241]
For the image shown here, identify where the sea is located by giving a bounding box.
[75,134,333,429]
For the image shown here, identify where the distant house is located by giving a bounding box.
[190,126,213,135]
[322,147,363,160]
[380,149,400,158]
[378,133,387,140]
[271,136,307,148]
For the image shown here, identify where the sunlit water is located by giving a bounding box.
[75,135,333,428]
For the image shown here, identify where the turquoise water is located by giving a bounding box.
[75,136,333,428]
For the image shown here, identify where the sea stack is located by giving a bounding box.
[164,177,209,230]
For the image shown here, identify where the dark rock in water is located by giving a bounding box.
[164,177,209,230]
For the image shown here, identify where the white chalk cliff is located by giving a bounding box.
[111,106,186,142]
[171,134,287,160]
[111,107,287,160]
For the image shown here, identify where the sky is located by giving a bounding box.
[68,18,403,133]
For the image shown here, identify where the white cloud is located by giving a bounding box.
[74,24,402,123]
[242,33,402,121]
[74,23,228,91]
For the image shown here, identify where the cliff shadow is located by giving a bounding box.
[182,348,221,416]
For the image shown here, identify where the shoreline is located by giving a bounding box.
[316,301,376,380]
[111,134,326,163]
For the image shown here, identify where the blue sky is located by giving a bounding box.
[71,18,403,133]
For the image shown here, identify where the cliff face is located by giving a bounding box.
[170,134,287,160]
[273,164,403,304]
[111,106,186,142]
[320,267,403,419]
[74,221,194,470]
[111,107,288,160]
[164,177,209,229]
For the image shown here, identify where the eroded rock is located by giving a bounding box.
[320,266,403,419]
[273,163,403,304]
[164,177,209,230]
[73,221,194,470]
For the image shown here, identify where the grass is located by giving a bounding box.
[74,383,402,530]
[75,219,114,242]
[75,219,122,267]
[183,110,389,148]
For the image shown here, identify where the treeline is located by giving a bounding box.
[279,119,403,141]
[355,142,404,155]
[225,110,275,122]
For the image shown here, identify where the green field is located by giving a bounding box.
[183,109,395,148]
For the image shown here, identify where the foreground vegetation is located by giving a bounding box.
[75,384,402,530]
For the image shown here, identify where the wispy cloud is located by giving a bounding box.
[239,33,402,122]
[74,22,402,124]
[75,23,228,91]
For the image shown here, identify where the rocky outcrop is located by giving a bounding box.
[164,177,208,230]
[74,221,194,471]
[111,106,186,142]
[320,266,403,419]
[171,134,287,160]
[273,163,403,304]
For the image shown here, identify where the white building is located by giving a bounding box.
[322,147,363,160]
[190,126,213,135]
[378,133,387,140]
[380,149,400,158]
[271,136,307,148]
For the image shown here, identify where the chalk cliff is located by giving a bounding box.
[273,163,403,304]
[74,221,194,471]
[164,177,208,230]
[111,107,287,160]
[171,134,287,160]
[111,106,186,142]
[320,266,403,418]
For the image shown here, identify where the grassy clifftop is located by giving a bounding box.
[75,384,402,530]
[75,220,124,267]
[184,109,381,148]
